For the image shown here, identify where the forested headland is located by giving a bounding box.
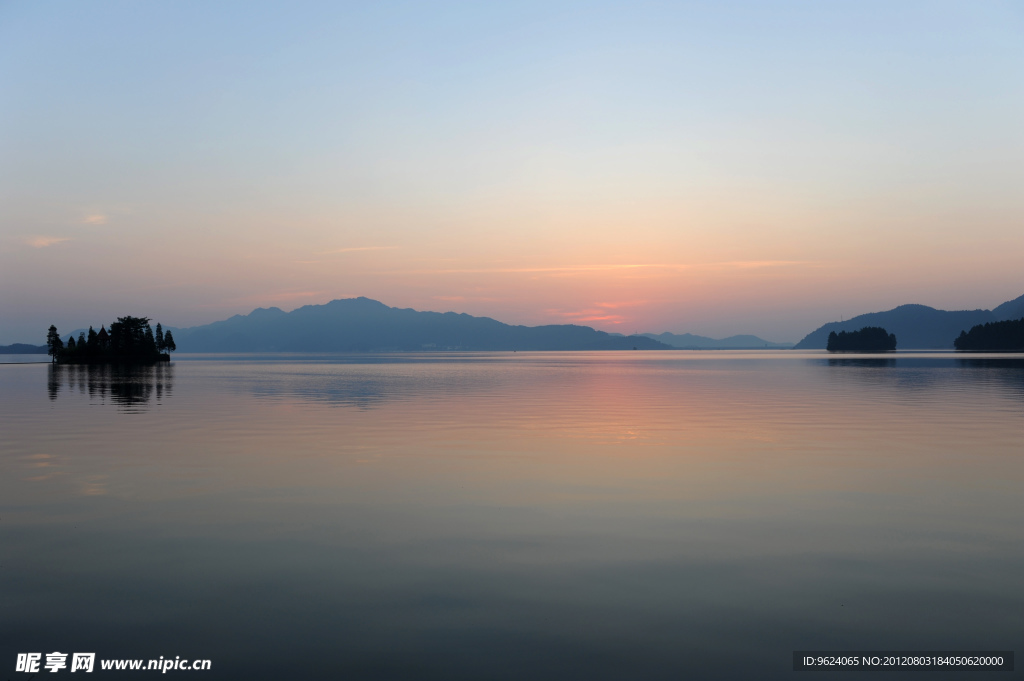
[47,316,175,364]
[826,327,897,353]
[953,318,1024,351]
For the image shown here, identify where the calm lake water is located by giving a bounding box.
[2,352,1022,679]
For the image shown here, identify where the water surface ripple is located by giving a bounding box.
[1,352,1021,679]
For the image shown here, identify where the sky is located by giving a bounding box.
[1,1,1022,344]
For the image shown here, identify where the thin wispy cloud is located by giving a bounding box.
[546,308,627,324]
[319,246,398,254]
[432,295,502,303]
[714,260,812,270]
[402,261,816,275]
[263,290,330,302]
[594,300,649,309]
[82,214,108,225]
[25,236,71,248]
[574,315,626,323]
[411,264,681,275]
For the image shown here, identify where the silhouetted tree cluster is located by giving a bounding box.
[47,316,175,364]
[827,326,897,353]
[954,317,1024,351]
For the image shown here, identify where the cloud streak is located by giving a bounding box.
[25,236,71,248]
[318,246,398,254]
[401,261,815,275]
[432,295,502,303]
[545,308,630,324]
[263,290,330,302]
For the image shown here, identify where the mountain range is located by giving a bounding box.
[172,297,671,352]
[21,291,1024,353]
[641,332,792,349]
[793,293,1024,349]
[0,343,48,354]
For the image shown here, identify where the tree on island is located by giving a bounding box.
[827,327,897,353]
[109,316,157,357]
[46,325,64,362]
[47,316,175,364]
[954,318,1024,351]
[154,323,176,353]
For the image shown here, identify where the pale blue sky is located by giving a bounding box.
[2,1,1022,343]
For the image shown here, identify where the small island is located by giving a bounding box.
[953,318,1024,352]
[47,316,176,364]
[826,326,897,353]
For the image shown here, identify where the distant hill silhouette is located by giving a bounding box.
[0,343,47,354]
[795,293,1024,349]
[172,297,671,352]
[992,293,1024,321]
[641,332,792,349]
